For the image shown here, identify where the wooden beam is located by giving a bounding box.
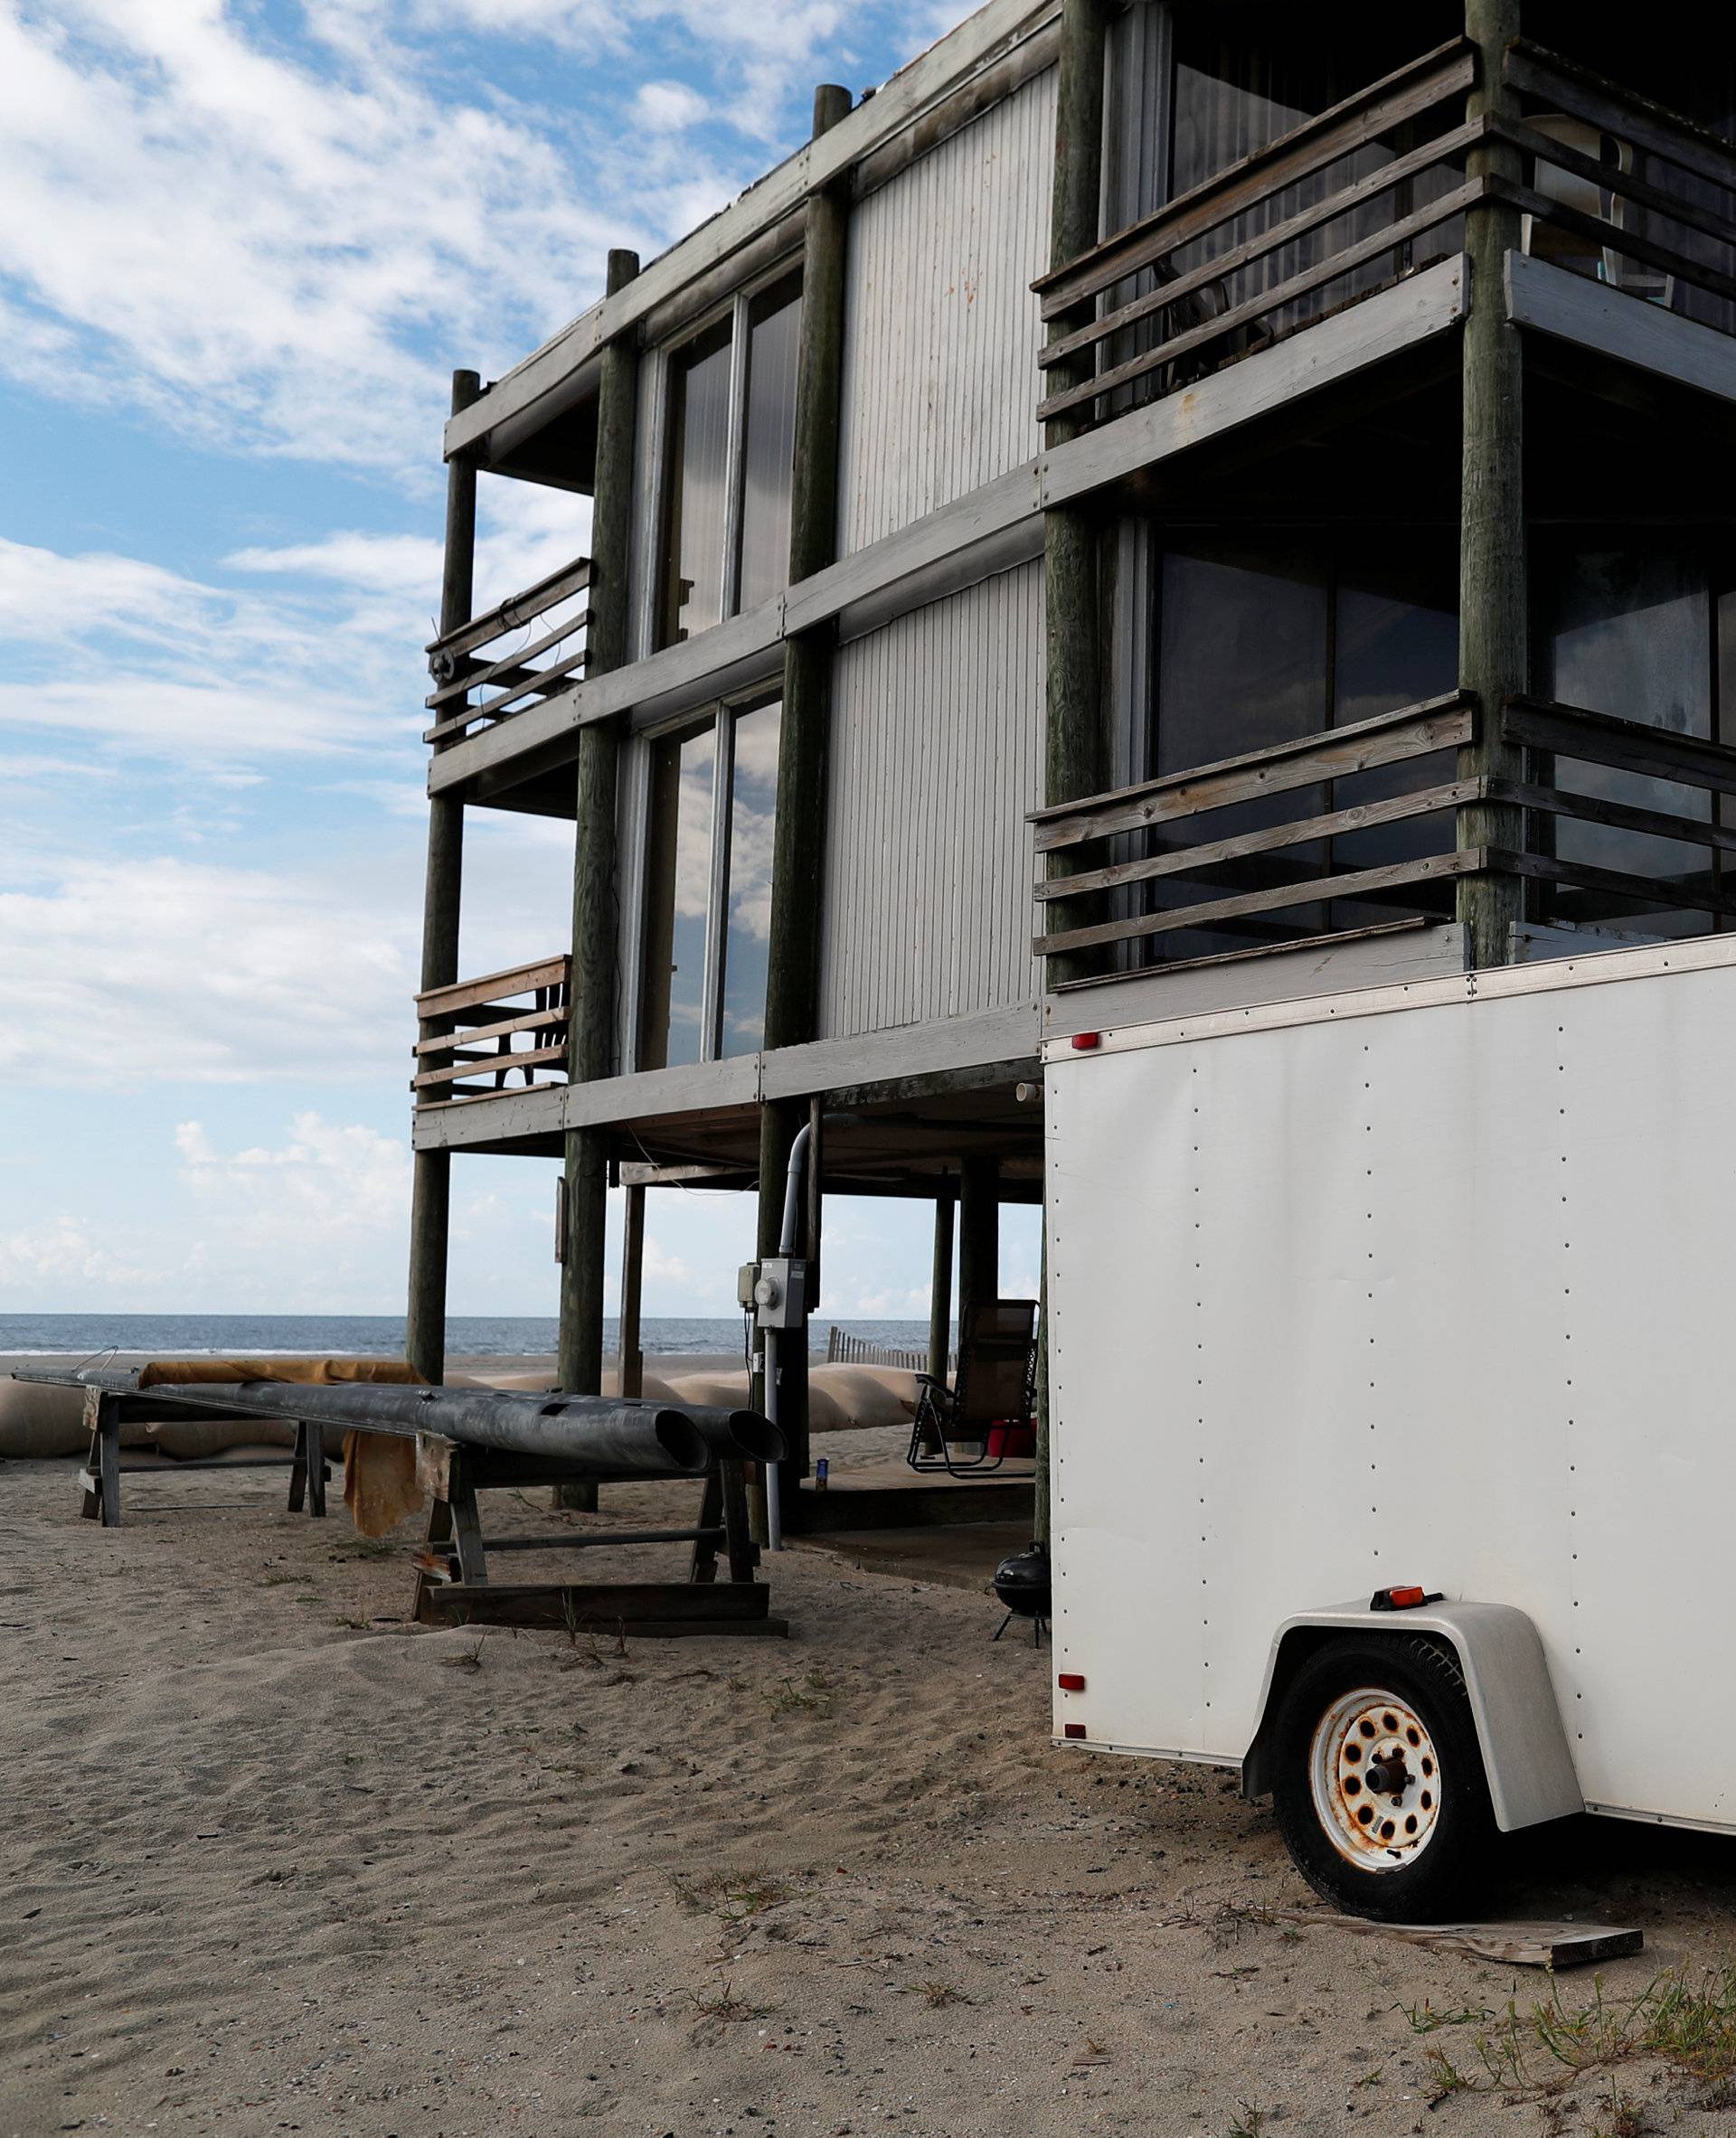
[1035,850,1486,959]
[618,1181,645,1399]
[407,366,481,1389]
[957,1157,1001,1352]
[929,1186,956,1383]
[1456,0,1528,972]
[756,81,854,1529]
[560,248,640,1505]
[1505,250,1736,410]
[1041,0,1111,993]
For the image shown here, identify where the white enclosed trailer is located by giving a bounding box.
[1045,934,1736,1918]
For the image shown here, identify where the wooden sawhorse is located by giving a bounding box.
[78,1385,331,1528]
[409,1434,786,1634]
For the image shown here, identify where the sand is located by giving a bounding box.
[5,1430,1735,2137]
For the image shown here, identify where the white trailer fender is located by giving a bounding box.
[1240,1601,1583,1833]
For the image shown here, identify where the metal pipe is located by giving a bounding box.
[41,1373,710,1478]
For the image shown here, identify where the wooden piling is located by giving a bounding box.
[752,84,853,1538]
[618,1181,645,1400]
[1036,0,1110,1538]
[558,249,641,1504]
[1457,0,1529,970]
[957,1157,1000,1344]
[406,368,481,1388]
[928,1186,956,1384]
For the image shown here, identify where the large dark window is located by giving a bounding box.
[1536,541,1734,939]
[656,275,801,650]
[1136,528,1459,958]
[639,699,782,1069]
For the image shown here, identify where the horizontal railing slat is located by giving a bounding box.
[426,555,592,661]
[1039,118,1485,377]
[1505,41,1736,200]
[1495,117,1736,260]
[1503,697,1736,798]
[426,607,594,710]
[416,955,571,1021]
[1492,777,1736,858]
[1038,182,1483,425]
[1034,38,1474,318]
[412,1002,568,1055]
[1495,849,1736,921]
[1492,177,1736,311]
[413,1041,568,1092]
[1032,778,1477,900]
[1033,694,1475,852]
[1033,851,1485,960]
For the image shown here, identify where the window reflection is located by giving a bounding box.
[737,282,802,615]
[639,702,781,1069]
[660,323,732,648]
[640,724,717,1069]
[721,702,782,1057]
[657,278,802,650]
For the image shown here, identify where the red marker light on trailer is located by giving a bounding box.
[1369,1584,1441,1611]
[1070,1032,1101,1050]
[1062,1722,1087,1739]
[1057,1672,1086,1692]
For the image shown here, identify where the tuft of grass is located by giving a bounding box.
[1420,1967,1736,2106]
[765,1672,833,1718]
[914,1982,970,2010]
[691,1977,770,2022]
[333,1613,369,1630]
[1400,1998,1497,2035]
[438,1635,486,1672]
[1224,2105,1267,2138]
[671,1869,788,1921]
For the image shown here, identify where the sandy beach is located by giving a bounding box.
[5,1431,1736,2138]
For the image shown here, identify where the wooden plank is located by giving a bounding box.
[1038,181,1484,424]
[1495,116,1736,260]
[1295,1912,1641,1968]
[413,1003,566,1055]
[1505,250,1736,410]
[1504,697,1736,797]
[424,642,592,742]
[1035,39,1475,315]
[1033,779,1477,900]
[412,1041,567,1092]
[1042,253,1467,509]
[1039,118,1486,374]
[1034,850,1485,959]
[1491,176,1736,311]
[417,955,570,1020]
[427,554,592,660]
[1493,847,1736,921]
[414,1578,773,1629]
[1504,40,1736,198]
[1033,698,1475,851]
[1492,776,1736,857]
[427,609,593,707]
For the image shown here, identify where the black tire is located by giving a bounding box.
[1271,1633,1497,1923]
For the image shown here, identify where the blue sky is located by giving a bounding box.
[0,0,1039,1320]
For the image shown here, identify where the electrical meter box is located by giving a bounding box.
[737,1257,808,1330]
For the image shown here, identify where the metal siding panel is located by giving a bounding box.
[838,68,1057,554]
[820,560,1043,1040]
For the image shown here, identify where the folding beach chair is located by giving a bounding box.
[906,1300,1037,1476]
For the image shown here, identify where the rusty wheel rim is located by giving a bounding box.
[1308,1686,1442,1871]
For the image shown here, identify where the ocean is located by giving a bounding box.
[0,1313,938,1361]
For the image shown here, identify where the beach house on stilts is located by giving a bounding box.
[406,0,1736,1540]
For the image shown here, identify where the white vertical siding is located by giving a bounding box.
[819,560,1044,1038]
[837,67,1057,555]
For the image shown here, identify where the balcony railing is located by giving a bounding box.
[1034,37,1736,433]
[412,955,570,1109]
[1033,38,1482,431]
[1032,694,1736,978]
[424,554,591,754]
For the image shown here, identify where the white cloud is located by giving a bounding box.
[0,851,412,1088]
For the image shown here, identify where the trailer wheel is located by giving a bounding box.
[1271,1634,1495,1922]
